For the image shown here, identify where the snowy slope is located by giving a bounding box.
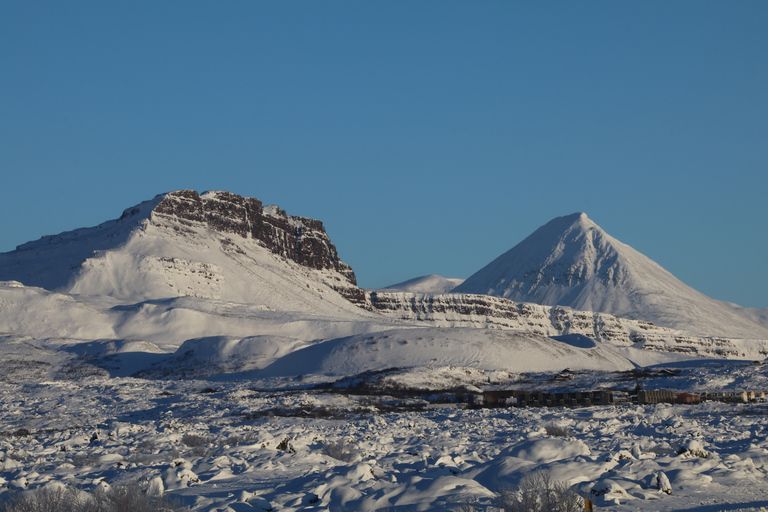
[0,281,117,341]
[244,327,635,378]
[380,274,465,294]
[454,213,768,339]
[722,301,768,330]
[127,327,635,380]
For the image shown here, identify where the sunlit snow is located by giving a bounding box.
[1,192,767,511]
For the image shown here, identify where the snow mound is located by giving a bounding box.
[141,335,311,377]
[255,327,634,378]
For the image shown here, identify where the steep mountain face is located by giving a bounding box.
[453,213,768,339]
[151,190,356,283]
[0,190,362,311]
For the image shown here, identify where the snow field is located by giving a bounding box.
[1,378,767,512]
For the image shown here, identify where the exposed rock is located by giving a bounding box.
[152,190,356,285]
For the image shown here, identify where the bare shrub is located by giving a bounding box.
[451,496,481,511]
[321,440,359,462]
[543,422,571,437]
[124,452,153,466]
[179,433,213,458]
[90,482,186,512]
[72,453,101,467]
[0,486,79,512]
[225,432,258,446]
[0,483,187,512]
[495,470,583,512]
[181,434,211,448]
[137,440,157,452]
[188,445,213,458]
[165,448,182,460]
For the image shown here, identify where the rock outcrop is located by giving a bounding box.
[151,190,357,285]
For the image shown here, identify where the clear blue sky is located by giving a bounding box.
[2,1,767,308]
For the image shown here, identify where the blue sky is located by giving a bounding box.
[2,1,767,308]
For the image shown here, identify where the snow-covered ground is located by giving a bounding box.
[1,365,768,512]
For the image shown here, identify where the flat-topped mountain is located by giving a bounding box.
[0,190,361,311]
[453,212,768,339]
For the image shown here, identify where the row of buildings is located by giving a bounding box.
[480,389,767,408]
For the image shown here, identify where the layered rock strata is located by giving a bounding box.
[151,190,357,285]
[362,291,768,360]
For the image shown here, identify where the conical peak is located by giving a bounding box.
[523,212,605,252]
[453,212,623,301]
[545,212,596,234]
[561,212,588,222]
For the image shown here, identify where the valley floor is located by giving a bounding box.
[1,375,767,511]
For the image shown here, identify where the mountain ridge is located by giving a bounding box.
[2,192,766,381]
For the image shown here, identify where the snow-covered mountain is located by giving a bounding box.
[380,274,465,294]
[0,190,363,311]
[453,212,768,339]
[3,194,768,512]
[2,193,766,384]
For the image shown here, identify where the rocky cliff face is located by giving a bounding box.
[151,190,357,286]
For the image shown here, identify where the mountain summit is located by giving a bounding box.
[453,213,768,339]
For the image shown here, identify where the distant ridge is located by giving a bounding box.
[381,274,464,294]
[453,213,768,339]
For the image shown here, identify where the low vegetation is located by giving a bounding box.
[543,422,571,437]
[454,470,583,512]
[0,483,187,512]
